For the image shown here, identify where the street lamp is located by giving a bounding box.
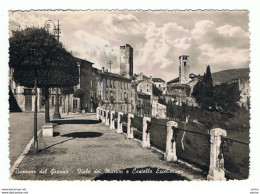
[44,20,61,119]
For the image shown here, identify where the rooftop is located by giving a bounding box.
[152,78,165,82]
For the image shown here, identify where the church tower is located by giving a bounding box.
[179,55,190,84]
[120,44,133,78]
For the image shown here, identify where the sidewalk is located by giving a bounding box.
[11,113,206,181]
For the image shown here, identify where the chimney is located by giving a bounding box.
[102,67,105,73]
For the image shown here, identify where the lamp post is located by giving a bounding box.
[44,20,61,119]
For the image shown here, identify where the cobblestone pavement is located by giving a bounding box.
[11,113,206,181]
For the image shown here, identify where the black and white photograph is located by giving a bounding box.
[7,10,250,181]
[1,2,260,193]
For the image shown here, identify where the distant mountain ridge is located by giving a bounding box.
[211,68,249,85]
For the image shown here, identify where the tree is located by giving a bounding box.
[158,96,167,105]
[9,27,79,151]
[73,88,85,113]
[214,83,240,112]
[192,65,214,110]
[152,84,163,97]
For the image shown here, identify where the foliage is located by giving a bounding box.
[152,84,162,97]
[193,65,241,113]
[192,65,214,110]
[214,83,241,113]
[73,88,85,98]
[9,27,79,122]
[9,27,79,88]
[158,97,167,106]
[61,86,74,94]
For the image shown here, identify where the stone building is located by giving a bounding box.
[9,67,63,113]
[120,44,133,78]
[152,101,166,118]
[74,58,99,113]
[165,55,200,107]
[152,78,167,95]
[136,79,153,96]
[238,78,250,109]
[136,92,151,116]
[98,67,132,113]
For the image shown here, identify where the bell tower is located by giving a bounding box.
[179,55,190,84]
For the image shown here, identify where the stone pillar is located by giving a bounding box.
[142,117,151,148]
[101,109,105,123]
[105,109,109,126]
[96,107,100,120]
[110,110,115,130]
[207,128,227,181]
[164,121,178,162]
[127,113,134,139]
[117,112,124,133]
[42,123,54,137]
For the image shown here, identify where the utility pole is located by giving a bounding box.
[45,20,61,119]
[108,61,112,72]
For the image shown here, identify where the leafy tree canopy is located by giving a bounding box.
[73,88,85,98]
[9,27,79,88]
[152,84,163,97]
[61,86,75,95]
[192,65,214,110]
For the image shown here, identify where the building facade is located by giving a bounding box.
[98,68,133,113]
[179,55,190,84]
[152,78,167,95]
[120,44,133,78]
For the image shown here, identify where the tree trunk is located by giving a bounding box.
[67,94,70,114]
[44,87,50,123]
[53,87,61,119]
[79,98,82,113]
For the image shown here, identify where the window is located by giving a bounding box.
[59,97,63,105]
[147,84,148,87]
[52,96,55,106]
[184,62,186,66]
[14,89,16,95]
[147,89,149,92]
[140,89,142,92]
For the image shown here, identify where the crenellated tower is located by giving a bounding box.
[120,44,133,78]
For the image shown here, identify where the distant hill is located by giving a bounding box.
[211,68,249,85]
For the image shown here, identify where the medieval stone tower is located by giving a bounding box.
[120,44,133,78]
[179,55,190,84]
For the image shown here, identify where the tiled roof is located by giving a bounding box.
[152,78,165,82]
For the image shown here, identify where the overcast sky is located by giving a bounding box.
[9,10,250,81]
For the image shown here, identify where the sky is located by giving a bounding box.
[9,10,250,81]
